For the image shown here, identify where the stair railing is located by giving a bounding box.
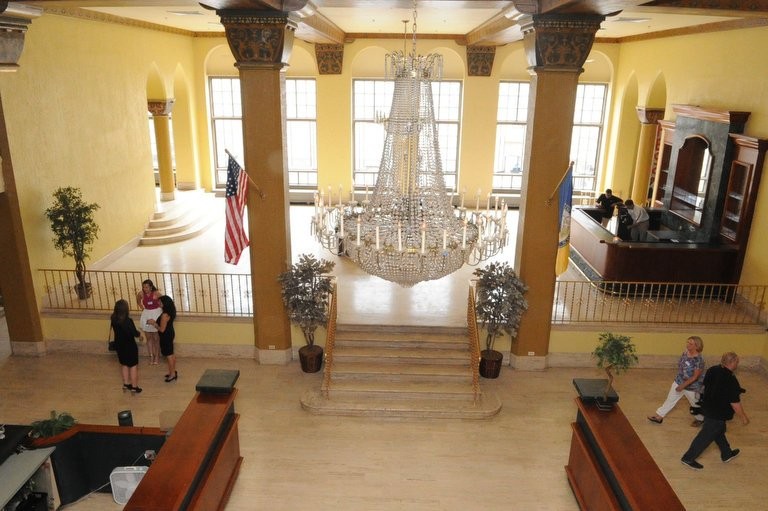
[467,282,481,403]
[322,280,338,397]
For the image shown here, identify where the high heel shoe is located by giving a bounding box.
[130,385,143,394]
[123,383,132,391]
[164,371,178,383]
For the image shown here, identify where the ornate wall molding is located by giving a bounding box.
[148,99,175,116]
[314,43,343,74]
[220,11,297,67]
[466,45,496,76]
[0,3,42,71]
[636,107,666,125]
[521,14,604,70]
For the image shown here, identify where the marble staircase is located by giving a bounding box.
[301,324,502,419]
[139,191,219,245]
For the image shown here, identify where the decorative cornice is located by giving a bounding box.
[314,43,343,74]
[611,16,768,43]
[41,6,195,36]
[466,45,496,77]
[673,104,751,125]
[148,99,175,116]
[521,14,604,70]
[219,11,297,67]
[636,107,666,124]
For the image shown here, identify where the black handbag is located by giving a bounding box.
[108,324,117,352]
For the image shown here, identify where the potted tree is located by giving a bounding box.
[575,332,638,410]
[278,254,335,373]
[45,187,100,299]
[473,262,528,378]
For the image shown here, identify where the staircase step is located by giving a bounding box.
[334,331,467,349]
[329,361,472,382]
[336,324,466,336]
[331,346,469,364]
[139,218,215,246]
[139,191,218,245]
[321,380,478,400]
[301,388,501,419]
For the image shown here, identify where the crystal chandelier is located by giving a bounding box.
[311,2,508,287]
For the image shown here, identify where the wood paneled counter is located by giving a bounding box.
[571,207,739,283]
[566,397,685,510]
[125,389,242,511]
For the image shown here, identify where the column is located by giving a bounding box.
[148,99,175,201]
[513,14,603,369]
[0,4,44,354]
[220,10,295,363]
[630,107,665,205]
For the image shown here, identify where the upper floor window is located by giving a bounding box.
[570,83,608,194]
[209,77,318,189]
[493,81,529,192]
[209,77,243,187]
[285,78,318,189]
[352,79,462,191]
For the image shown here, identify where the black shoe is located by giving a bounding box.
[130,386,143,394]
[723,449,740,463]
[681,458,703,470]
[164,371,178,382]
[123,384,132,391]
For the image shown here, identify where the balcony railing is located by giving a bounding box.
[553,280,767,326]
[40,269,767,328]
[40,269,252,317]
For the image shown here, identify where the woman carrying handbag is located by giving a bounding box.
[111,299,143,393]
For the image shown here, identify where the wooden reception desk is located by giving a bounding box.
[566,397,685,511]
[125,385,242,511]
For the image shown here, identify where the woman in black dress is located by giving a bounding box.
[149,295,177,382]
[111,299,142,393]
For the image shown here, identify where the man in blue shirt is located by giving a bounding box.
[681,352,750,470]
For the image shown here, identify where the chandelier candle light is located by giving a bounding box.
[311,1,508,286]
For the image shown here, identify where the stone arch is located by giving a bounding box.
[172,64,201,191]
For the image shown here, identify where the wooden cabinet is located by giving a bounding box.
[719,134,768,245]
[652,120,675,206]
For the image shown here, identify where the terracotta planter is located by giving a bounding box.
[479,349,503,379]
[298,345,323,373]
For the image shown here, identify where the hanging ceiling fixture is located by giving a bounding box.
[312,0,508,287]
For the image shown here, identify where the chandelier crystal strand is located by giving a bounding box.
[311,0,508,286]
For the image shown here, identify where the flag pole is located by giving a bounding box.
[546,161,575,206]
[225,149,265,199]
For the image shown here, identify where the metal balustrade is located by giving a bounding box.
[40,269,252,317]
[553,280,767,326]
[41,269,767,328]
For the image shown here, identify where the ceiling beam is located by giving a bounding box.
[294,1,345,43]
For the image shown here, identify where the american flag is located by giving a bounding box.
[224,154,249,264]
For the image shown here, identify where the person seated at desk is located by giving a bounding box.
[595,188,623,226]
[624,199,649,241]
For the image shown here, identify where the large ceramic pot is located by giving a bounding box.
[479,349,503,379]
[298,345,324,373]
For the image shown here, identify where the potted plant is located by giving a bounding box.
[576,332,638,410]
[29,410,76,439]
[45,187,99,299]
[473,262,528,378]
[278,253,335,373]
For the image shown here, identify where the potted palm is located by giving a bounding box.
[45,187,100,299]
[473,262,528,378]
[278,254,335,373]
[575,332,638,410]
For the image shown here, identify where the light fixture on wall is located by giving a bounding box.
[312,0,508,287]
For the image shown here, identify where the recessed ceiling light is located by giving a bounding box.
[168,11,204,16]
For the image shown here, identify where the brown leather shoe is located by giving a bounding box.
[648,415,663,424]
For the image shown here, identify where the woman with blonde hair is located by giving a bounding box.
[648,336,705,426]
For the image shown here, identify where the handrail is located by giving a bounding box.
[322,281,338,397]
[40,269,252,316]
[466,283,481,402]
[40,269,768,328]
